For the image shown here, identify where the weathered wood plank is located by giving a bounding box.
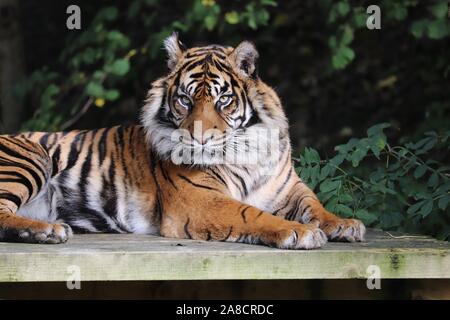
[0,229,449,282]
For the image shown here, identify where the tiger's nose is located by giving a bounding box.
[193,134,213,145]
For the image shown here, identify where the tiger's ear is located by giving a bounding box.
[163,32,186,70]
[230,41,259,78]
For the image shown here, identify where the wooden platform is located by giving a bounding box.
[0,229,449,282]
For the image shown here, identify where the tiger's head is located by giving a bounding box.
[142,33,289,167]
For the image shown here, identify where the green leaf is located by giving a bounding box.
[110,59,130,76]
[304,148,320,164]
[353,12,367,28]
[414,165,427,179]
[204,15,218,30]
[225,11,240,24]
[351,148,367,167]
[319,165,332,181]
[86,82,104,97]
[332,51,347,69]
[427,19,449,39]
[427,173,439,188]
[341,26,354,45]
[355,209,377,225]
[429,1,448,19]
[330,154,345,167]
[93,70,105,80]
[419,200,433,218]
[299,167,311,181]
[328,36,338,49]
[336,2,350,16]
[338,193,353,204]
[261,0,277,6]
[393,6,407,20]
[255,8,270,25]
[407,200,426,216]
[105,89,120,101]
[341,46,355,60]
[367,123,390,137]
[380,212,404,229]
[411,19,429,38]
[335,204,353,218]
[320,180,341,193]
[97,6,119,21]
[248,18,257,30]
[438,196,449,210]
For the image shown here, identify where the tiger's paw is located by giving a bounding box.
[18,222,73,244]
[321,218,365,242]
[264,222,328,250]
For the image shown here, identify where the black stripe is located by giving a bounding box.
[160,163,178,190]
[177,174,221,192]
[78,134,94,217]
[98,127,110,166]
[274,166,293,196]
[184,218,192,239]
[221,226,233,242]
[65,132,87,170]
[51,145,61,177]
[207,169,227,187]
[0,192,22,208]
[0,158,44,191]
[225,169,247,198]
[0,171,34,200]
[2,136,40,154]
[0,140,48,182]
[240,206,251,223]
[256,210,264,219]
[149,150,164,223]
[39,134,50,147]
[286,197,302,221]
[272,181,303,216]
[116,126,129,179]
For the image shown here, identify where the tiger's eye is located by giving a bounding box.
[218,95,232,105]
[178,96,191,108]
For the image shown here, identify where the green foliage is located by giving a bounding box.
[17,0,277,131]
[16,0,450,131]
[295,124,450,241]
[326,0,449,69]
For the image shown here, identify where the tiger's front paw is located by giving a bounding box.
[321,218,365,242]
[18,222,73,244]
[263,222,328,250]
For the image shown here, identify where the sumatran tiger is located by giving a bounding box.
[0,33,365,249]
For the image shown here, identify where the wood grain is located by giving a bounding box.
[0,229,449,282]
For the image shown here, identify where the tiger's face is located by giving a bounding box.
[142,33,289,167]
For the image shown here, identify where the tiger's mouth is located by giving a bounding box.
[166,125,282,167]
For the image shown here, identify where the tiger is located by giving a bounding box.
[0,33,365,249]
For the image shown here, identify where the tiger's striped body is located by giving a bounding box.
[10,126,158,235]
[0,35,365,248]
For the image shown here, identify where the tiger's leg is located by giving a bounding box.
[160,191,327,250]
[0,136,72,244]
[274,174,366,242]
